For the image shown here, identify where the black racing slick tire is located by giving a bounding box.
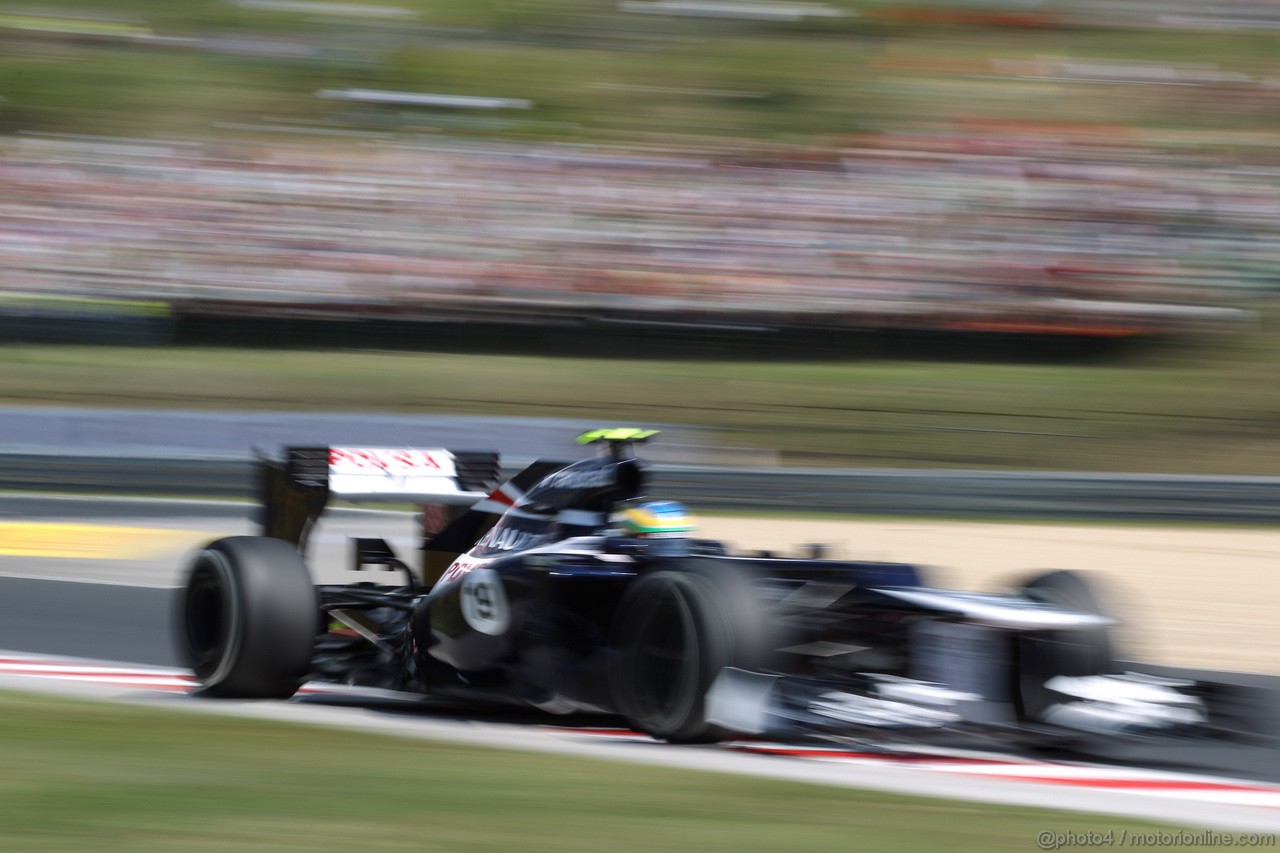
[610,561,769,744]
[1016,569,1116,721]
[176,536,318,699]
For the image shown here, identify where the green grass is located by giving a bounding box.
[0,688,1226,852]
[3,1,1280,140]
[1,322,1278,474]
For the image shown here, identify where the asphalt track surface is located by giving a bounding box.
[3,493,1280,831]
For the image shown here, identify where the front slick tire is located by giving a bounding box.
[177,536,317,699]
[611,560,767,744]
[1016,569,1115,721]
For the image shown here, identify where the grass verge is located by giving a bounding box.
[1,326,1278,474]
[0,688,1224,852]
[5,1,1280,140]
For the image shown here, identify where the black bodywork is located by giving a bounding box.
[179,432,1205,742]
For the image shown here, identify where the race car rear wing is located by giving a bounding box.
[258,446,502,551]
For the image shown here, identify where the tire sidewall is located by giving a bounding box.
[198,547,245,689]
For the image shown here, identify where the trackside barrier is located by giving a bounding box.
[1,452,1277,522]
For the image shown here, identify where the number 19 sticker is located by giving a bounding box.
[460,568,510,635]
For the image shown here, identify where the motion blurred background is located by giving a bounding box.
[7,10,1280,848]
[1,0,1277,472]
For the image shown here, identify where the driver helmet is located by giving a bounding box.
[615,500,698,540]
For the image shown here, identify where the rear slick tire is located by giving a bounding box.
[177,536,317,699]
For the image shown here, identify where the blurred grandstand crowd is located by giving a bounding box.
[4,0,1280,340]
[0,126,1266,337]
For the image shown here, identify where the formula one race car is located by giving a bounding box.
[176,429,1204,743]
